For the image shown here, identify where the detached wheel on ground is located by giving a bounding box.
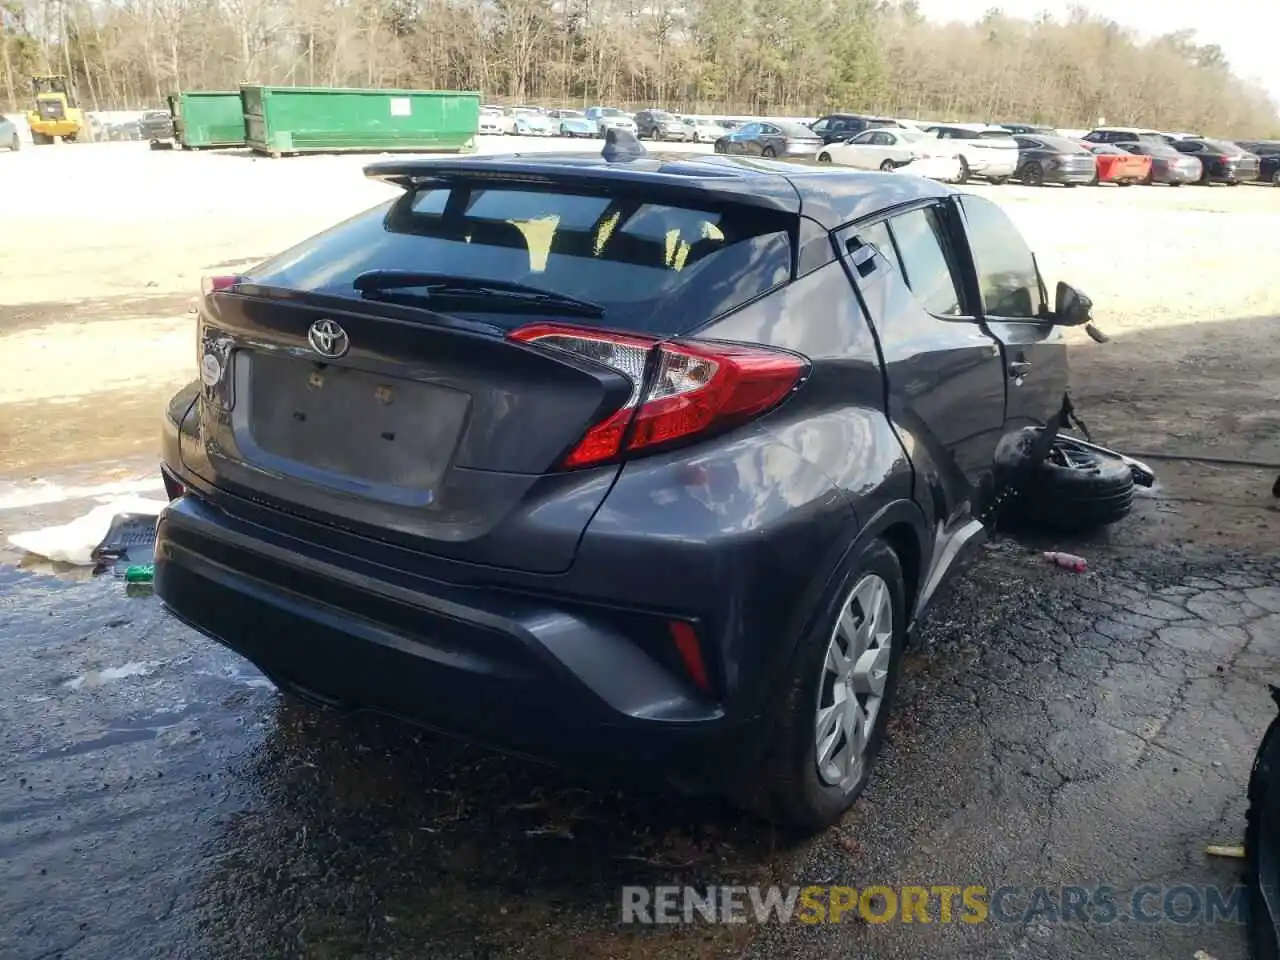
[1246,697,1280,960]
[1011,443,1135,532]
[736,539,906,833]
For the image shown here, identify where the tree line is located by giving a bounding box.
[3,0,1278,136]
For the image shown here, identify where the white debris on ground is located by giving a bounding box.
[7,495,167,565]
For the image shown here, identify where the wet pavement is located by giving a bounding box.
[3,519,1278,959]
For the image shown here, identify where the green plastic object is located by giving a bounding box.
[124,563,155,583]
[239,85,480,158]
[169,91,247,149]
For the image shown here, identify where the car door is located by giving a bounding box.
[838,202,1007,533]
[757,123,781,155]
[953,193,1067,432]
[1013,135,1041,168]
[730,122,760,155]
[832,130,879,168]
[810,116,832,143]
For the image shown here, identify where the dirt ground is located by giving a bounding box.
[2,138,1280,960]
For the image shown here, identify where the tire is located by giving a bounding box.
[956,156,970,183]
[1021,162,1044,186]
[1088,173,1099,186]
[879,159,896,172]
[32,131,51,145]
[1273,171,1280,186]
[762,146,776,158]
[1246,707,1280,960]
[1011,444,1135,532]
[1170,181,1183,187]
[817,152,832,163]
[714,140,726,154]
[9,133,19,151]
[735,539,907,833]
[988,176,1009,185]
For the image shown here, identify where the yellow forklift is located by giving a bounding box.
[27,75,84,144]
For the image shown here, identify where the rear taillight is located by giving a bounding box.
[200,274,246,298]
[161,466,185,501]
[508,322,807,469]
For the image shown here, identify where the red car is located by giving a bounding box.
[1080,141,1153,185]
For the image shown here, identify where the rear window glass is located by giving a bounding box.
[976,130,1012,139]
[1038,136,1088,153]
[250,186,794,335]
[777,121,819,138]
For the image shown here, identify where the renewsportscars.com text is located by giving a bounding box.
[620,884,1249,926]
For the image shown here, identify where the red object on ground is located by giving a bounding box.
[1044,551,1088,573]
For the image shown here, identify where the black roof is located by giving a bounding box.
[364,151,953,231]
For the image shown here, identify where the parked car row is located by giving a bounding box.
[478,104,735,142]
[801,114,1280,186]
[476,103,1280,187]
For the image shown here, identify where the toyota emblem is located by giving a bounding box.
[307,318,349,359]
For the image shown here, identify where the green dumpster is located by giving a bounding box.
[169,91,246,149]
[239,85,479,157]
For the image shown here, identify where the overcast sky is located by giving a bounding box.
[911,0,1280,103]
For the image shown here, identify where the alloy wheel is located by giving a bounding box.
[814,573,895,790]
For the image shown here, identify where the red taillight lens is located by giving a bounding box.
[509,322,807,469]
[668,620,711,693]
[200,274,246,298]
[161,467,185,501]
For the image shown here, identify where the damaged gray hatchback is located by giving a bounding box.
[154,140,1137,832]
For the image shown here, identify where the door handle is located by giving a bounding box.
[1009,360,1032,377]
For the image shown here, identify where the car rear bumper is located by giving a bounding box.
[154,492,758,776]
[1042,166,1096,184]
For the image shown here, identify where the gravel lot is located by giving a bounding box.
[2,137,1279,960]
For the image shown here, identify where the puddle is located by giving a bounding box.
[64,660,163,689]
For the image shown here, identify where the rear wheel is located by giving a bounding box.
[1273,171,1280,186]
[1247,707,1280,960]
[736,539,906,833]
[817,152,832,163]
[32,131,51,145]
[1020,162,1044,186]
[879,159,896,172]
[956,156,970,183]
[762,146,776,158]
[8,133,19,151]
[988,175,1009,185]
[1169,181,1183,187]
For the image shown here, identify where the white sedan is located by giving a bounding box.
[817,127,963,182]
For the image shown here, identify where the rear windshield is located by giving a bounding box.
[777,121,819,138]
[1199,139,1240,154]
[976,129,1013,139]
[1038,136,1089,153]
[249,185,794,335]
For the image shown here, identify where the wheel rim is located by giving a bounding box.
[815,573,894,790]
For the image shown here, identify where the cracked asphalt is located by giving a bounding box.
[3,527,1278,959]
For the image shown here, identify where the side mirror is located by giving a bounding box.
[1053,281,1092,326]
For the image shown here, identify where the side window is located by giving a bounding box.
[958,195,1042,319]
[850,130,877,145]
[857,221,903,275]
[811,118,830,134]
[1014,137,1035,149]
[1083,131,1102,142]
[884,206,964,317]
[739,123,760,138]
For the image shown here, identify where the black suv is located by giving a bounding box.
[156,141,1115,831]
[809,113,902,144]
[139,109,174,146]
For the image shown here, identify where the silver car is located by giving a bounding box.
[1,114,20,151]
[585,106,638,137]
